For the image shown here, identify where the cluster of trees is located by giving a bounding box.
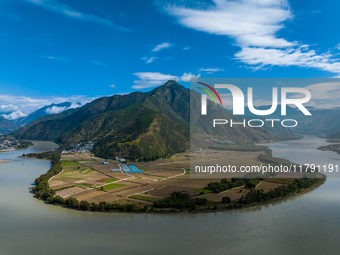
[16,140,34,149]
[32,151,62,200]
[205,178,261,193]
[239,177,320,205]
[318,144,340,154]
[222,196,231,203]
[153,191,206,210]
[194,197,208,205]
[24,150,58,160]
[51,196,144,212]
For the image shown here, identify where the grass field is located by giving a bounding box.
[76,183,92,189]
[62,169,80,173]
[129,195,162,202]
[98,183,126,191]
[85,169,93,174]
[63,168,88,173]
[105,178,119,183]
[61,161,78,167]
[138,166,148,172]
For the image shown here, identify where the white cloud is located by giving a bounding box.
[39,55,69,62]
[45,106,67,114]
[109,84,116,89]
[2,110,26,120]
[141,56,158,64]
[89,60,107,66]
[335,43,340,50]
[166,0,293,48]
[290,82,340,109]
[180,72,200,82]
[199,68,224,72]
[132,72,200,89]
[132,72,178,89]
[217,81,340,110]
[183,46,191,50]
[0,94,95,120]
[151,42,172,52]
[25,0,130,31]
[164,0,340,75]
[234,47,340,73]
[254,81,340,110]
[0,104,18,112]
[68,102,82,109]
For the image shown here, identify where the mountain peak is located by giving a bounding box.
[164,80,178,86]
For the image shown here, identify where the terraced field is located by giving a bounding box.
[49,150,303,207]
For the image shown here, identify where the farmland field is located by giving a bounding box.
[49,150,309,209]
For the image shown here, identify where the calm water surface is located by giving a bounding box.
[1,138,340,255]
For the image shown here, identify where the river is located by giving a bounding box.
[1,138,340,255]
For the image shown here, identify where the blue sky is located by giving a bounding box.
[1,0,340,119]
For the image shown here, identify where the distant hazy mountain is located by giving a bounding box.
[0,116,21,134]
[11,107,80,135]
[14,102,74,126]
[244,104,340,135]
[13,81,295,160]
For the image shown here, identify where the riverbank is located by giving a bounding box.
[318,144,340,154]
[39,174,326,214]
[28,148,326,214]
[190,177,326,214]
[0,139,34,153]
[0,160,11,163]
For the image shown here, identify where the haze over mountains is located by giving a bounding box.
[0,116,20,135]
[14,102,73,126]
[245,104,340,136]
[12,81,297,160]
[0,102,80,134]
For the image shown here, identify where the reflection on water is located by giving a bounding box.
[0,139,340,255]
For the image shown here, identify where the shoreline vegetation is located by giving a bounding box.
[318,144,340,154]
[26,143,326,214]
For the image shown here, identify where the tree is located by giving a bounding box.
[91,202,99,211]
[68,197,79,208]
[80,201,90,211]
[222,196,231,203]
[195,197,207,205]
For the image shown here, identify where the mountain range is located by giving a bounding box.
[0,116,21,135]
[13,81,296,160]
[0,102,79,134]
[244,104,340,136]
[14,102,73,126]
